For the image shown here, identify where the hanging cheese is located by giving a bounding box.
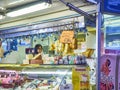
[60,30,74,43]
[70,38,77,49]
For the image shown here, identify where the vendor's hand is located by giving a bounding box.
[32,53,42,59]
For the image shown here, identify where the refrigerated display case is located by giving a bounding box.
[0,65,90,90]
[0,70,24,88]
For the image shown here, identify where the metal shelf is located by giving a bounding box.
[0,64,87,68]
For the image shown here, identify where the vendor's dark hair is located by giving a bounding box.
[34,44,42,54]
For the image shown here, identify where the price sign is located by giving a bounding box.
[59,84,73,90]
[60,30,74,43]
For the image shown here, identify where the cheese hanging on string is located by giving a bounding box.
[60,30,74,43]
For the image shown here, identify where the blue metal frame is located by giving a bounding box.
[96,1,102,90]
[0,10,96,38]
[0,22,81,38]
[97,0,120,90]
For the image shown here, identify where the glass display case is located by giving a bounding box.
[0,65,90,90]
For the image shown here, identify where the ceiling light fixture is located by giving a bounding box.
[8,0,25,5]
[0,15,5,20]
[21,71,72,75]
[7,2,51,17]
[0,7,5,10]
[0,15,3,19]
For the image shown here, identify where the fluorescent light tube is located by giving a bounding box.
[21,71,72,75]
[0,15,3,19]
[8,0,25,5]
[0,15,5,20]
[7,2,51,17]
[0,7,5,10]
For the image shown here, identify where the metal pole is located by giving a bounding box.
[59,0,96,22]
[96,1,102,90]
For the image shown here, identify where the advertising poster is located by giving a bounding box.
[101,0,120,14]
[72,66,90,90]
[100,54,118,90]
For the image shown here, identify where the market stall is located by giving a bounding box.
[0,0,97,90]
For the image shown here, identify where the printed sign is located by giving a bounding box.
[25,48,35,54]
[101,0,120,15]
[72,66,90,90]
[105,49,120,54]
[100,54,118,90]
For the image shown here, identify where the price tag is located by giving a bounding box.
[59,84,73,90]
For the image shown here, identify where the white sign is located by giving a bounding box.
[59,84,73,90]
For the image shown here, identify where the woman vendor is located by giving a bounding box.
[30,44,43,64]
